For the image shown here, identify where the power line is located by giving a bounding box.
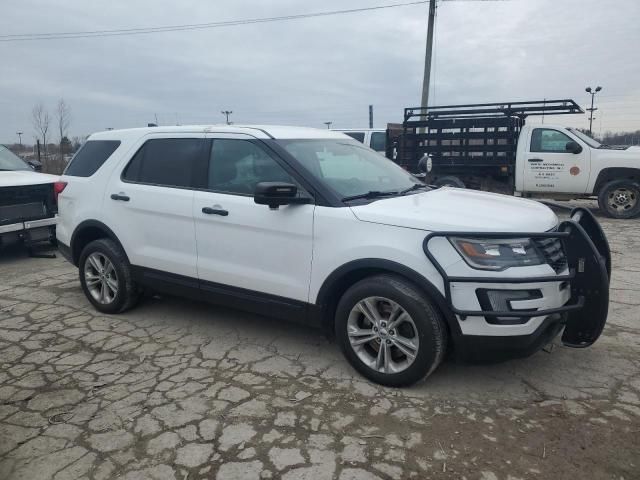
[0,1,430,42]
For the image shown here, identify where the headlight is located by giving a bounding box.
[449,237,545,271]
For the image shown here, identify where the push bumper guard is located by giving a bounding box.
[423,207,610,348]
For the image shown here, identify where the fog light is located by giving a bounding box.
[476,289,542,325]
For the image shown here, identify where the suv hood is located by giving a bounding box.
[0,170,58,188]
[350,187,558,232]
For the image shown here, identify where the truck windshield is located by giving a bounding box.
[0,145,31,171]
[277,139,422,201]
[567,128,601,149]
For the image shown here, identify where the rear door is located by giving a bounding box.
[521,127,590,193]
[193,135,314,307]
[103,134,206,279]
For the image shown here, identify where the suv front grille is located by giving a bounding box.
[534,237,567,273]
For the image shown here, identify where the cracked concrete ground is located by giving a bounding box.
[0,207,639,480]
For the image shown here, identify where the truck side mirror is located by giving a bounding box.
[565,141,583,154]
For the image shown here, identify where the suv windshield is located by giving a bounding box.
[278,139,422,201]
[0,145,31,171]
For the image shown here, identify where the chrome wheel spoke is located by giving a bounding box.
[358,299,381,325]
[376,342,390,373]
[391,336,418,360]
[105,277,118,294]
[88,255,103,273]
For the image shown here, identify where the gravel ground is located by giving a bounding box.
[0,206,638,480]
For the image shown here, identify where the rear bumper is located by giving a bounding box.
[424,207,611,355]
[0,216,57,246]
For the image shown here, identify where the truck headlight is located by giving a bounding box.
[449,237,545,271]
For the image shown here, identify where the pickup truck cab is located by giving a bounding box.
[0,145,60,248]
[332,129,387,153]
[56,125,610,386]
[515,123,640,218]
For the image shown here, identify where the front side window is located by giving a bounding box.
[530,129,573,153]
[370,132,386,152]
[65,140,120,177]
[122,138,203,188]
[279,139,420,199]
[0,145,30,171]
[208,139,294,195]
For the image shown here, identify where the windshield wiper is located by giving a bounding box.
[341,190,399,202]
[399,183,429,195]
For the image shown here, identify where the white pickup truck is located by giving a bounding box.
[393,100,640,219]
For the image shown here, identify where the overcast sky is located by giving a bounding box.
[1,0,639,144]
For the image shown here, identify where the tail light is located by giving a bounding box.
[53,181,67,202]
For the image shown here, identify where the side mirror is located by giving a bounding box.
[254,182,311,209]
[566,141,583,154]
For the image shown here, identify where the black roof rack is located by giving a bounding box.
[404,99,584,125]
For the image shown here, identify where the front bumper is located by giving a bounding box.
[423,207,611,356]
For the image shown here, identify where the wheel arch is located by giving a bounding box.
[314,258,461,340]
[592,167,640,195]
[70,220,128,266]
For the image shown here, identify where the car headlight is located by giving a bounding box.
[449,237,545,271]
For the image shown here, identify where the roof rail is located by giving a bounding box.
[404,99,584,125]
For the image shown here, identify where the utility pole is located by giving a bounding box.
[221,110,233,125]
[369,105,374,129]
[585,86,602,136]
[324,121,332,129]
[16,132,23,146]
[420,0,437,121]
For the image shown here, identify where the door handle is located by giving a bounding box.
[110,193,130,201]
[202,207,229,216]
[528,158,544,163]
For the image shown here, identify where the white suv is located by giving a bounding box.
[56,125,611,386]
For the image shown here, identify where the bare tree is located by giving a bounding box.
[56,98,71,147]
[31,102,51,156]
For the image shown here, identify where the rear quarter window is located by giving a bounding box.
[64,140,121,177]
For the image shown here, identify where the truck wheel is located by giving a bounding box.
[335,275,447,387]
[78,238,140,314]
[598,179,640,219]
[433,176,465,188]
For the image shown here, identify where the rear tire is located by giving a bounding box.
[335,275,447,387]
[78,238,140,314]
[433,176,465,188]
[597,179,640,219]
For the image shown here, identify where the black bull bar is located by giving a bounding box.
[423,207,611,348]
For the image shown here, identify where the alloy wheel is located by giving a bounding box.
[347,296,420,374]
[84,252,118,305]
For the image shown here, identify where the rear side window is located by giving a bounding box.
[370,132,386,152]
[65,140,120,177]
[122,138,204,188]
[344,132,365,143]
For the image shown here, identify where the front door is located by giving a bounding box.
[522,127,590,194]
[193,135,315,308]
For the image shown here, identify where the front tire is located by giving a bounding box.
[335,275,447,387]
[78,238,140,314]
[598,179,640,219]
